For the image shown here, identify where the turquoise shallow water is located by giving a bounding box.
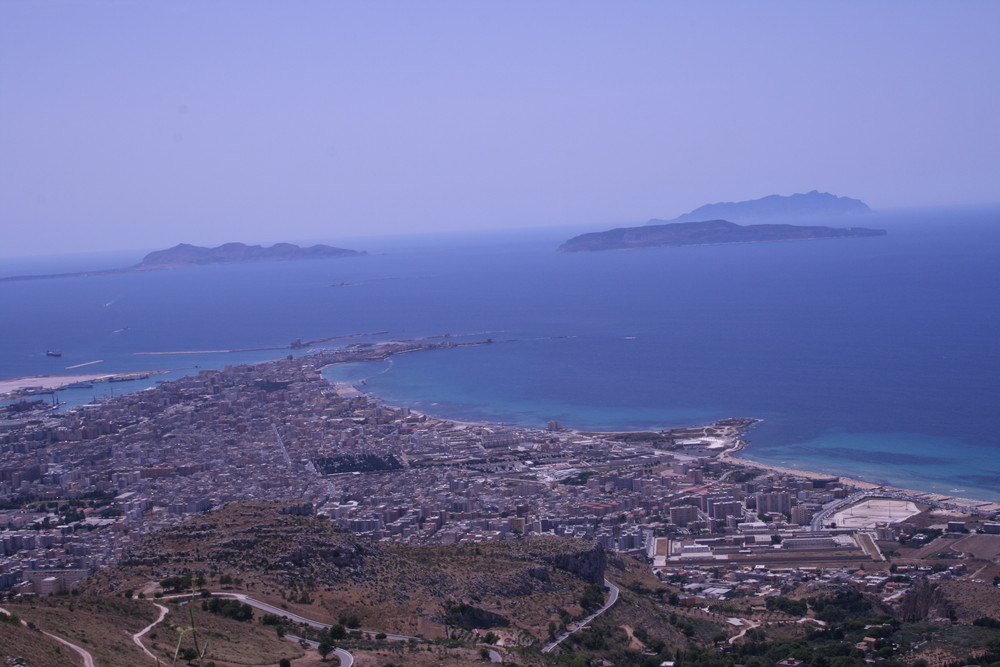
[3,207,1000,501]
[323,358,728,429]
[740,431,999,496]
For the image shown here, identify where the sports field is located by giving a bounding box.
[831,498,921,529]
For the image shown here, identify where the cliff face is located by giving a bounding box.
[539,542,607,584]
[137,242,364,268]
[895,579,954,622]
[662,190,871,224]
[559,219,886,252]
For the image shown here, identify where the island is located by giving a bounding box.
[559,219,887,252]
[136,241,364,268]
[0,241,366,282]
[657,190,871,225]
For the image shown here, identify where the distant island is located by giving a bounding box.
[137,242,364,268]
[0,242,366,282]
[655,190,871,225]
[559,219,887,252]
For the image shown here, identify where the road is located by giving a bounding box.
[727,619,761,644]
[131,602,169,662]
[855,531,885,561]
[811,491,870,530]
[0,604,96,667]
[213,592,331,629]
[541,579,620,653]
[152,591,358,666]
[213,592,417,640]
[287,635,354,667]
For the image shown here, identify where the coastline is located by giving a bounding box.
[719,438,1000,513]
[0,371,168,401]
[10,346,1000,512]
[323,365,997,510]
[324,363,1000,510]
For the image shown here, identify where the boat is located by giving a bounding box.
[65,382,94,389]
[46,350,62,357]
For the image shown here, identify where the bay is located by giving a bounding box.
[2,205,999,500]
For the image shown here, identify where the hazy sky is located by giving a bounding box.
[2,2,999,257]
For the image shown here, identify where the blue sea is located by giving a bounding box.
[2,206,999,501]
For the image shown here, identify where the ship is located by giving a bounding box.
[65,381,94,389]
[46,350,62,357]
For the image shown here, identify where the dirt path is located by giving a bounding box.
[0,604,95,667]
[132,601,170,662]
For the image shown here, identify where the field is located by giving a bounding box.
[831,498,921,529]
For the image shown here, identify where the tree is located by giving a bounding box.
[317,640,333,661]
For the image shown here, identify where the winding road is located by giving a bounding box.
[131,602,169,662]
[140,591,358,665]
[541,579,620,654]
[286,635,354,667]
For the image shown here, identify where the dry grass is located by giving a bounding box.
[949,534,1000,560]
[348,643,549,666]
[940,580,1000,622]
[145,599,303,666]
[88,501,606,643]
[0,617,85,667]
[4,595,157,667]
[308,539,599,640]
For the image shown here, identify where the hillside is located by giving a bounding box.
[84,501,607,642]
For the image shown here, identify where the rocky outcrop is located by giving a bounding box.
[539,542,606,584]
[443,602,511,629]
[895,578,955,623]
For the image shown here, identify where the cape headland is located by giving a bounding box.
[0,241,366,282]
[559,219,887,252]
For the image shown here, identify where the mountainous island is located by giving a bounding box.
[657,190,871,225]
[559,219,887,252]
[0,241,365,282]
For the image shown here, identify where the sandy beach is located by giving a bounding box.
[0,371,167,400]
[0,374,114,395]
[719,447,881,490]
[720,445,1000,511]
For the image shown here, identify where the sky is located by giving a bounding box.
[2,1,999,257]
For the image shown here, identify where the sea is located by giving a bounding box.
[2,205,999,502]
